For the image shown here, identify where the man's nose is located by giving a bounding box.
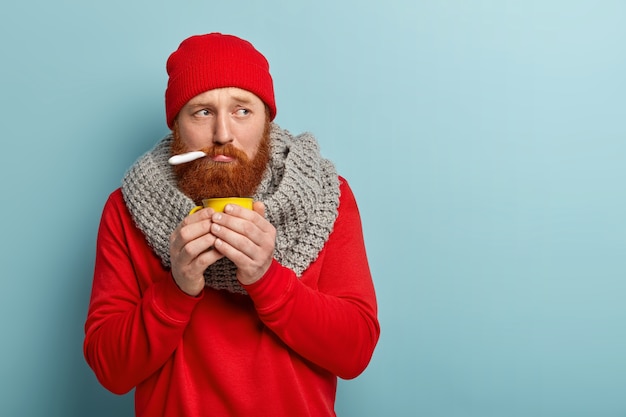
[213,113,233,145]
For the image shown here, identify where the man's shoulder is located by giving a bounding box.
[337,175,350,193]
[337,176,358,207]
[106,187,124,204]
[100,188,129,217]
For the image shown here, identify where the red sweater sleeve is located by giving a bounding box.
[83,190,202,394]
[244,178,380,379]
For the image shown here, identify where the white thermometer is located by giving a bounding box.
[168,151,207,165]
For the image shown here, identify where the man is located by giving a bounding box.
[84,33,379,417]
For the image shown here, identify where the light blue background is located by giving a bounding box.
[1,1,625,416]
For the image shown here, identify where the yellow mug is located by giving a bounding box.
[189,197,254,215]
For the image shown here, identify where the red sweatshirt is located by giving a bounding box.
[84,178,379,417]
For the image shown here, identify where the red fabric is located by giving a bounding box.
[165,33,277,128]
[84,178,379,417]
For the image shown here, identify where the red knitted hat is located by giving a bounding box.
[165,33,276,129]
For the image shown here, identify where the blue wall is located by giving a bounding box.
[1,1,625,416]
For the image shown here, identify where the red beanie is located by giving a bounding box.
[165,33,276,129]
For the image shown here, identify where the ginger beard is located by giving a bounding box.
[171,120,271,205]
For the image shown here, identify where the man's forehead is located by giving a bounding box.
[186,87,261,106]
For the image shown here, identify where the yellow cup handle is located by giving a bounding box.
[188,206,203,215]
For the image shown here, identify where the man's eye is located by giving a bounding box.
[195,109,210,116]
[236,108,250,116]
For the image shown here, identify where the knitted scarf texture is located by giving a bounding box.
[121,123,340,294]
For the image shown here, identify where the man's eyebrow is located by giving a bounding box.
[230,94,254,104]
[186,100,211,108]
[187,95,254,107]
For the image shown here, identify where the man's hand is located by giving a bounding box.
[169,208,224,296]
[210,202,276,285]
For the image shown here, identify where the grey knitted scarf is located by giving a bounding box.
[121,123,340,294]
